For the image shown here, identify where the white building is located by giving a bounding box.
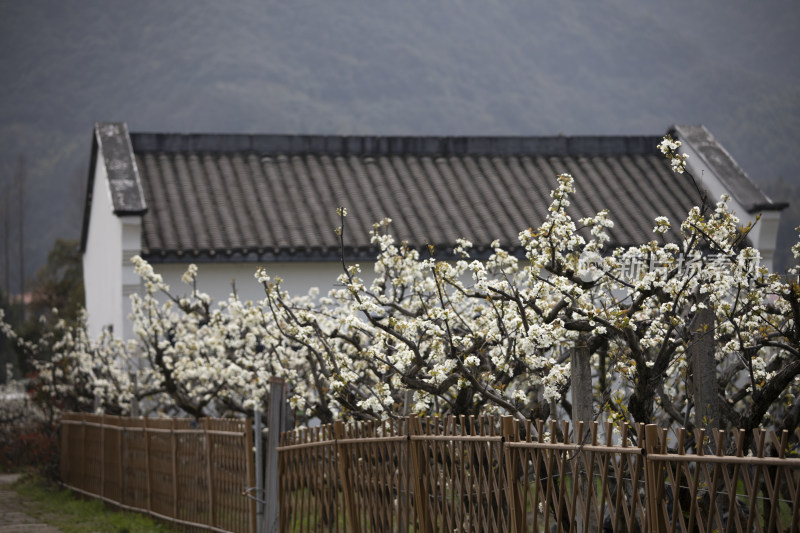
[80,123,786,339]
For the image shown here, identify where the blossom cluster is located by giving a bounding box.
[658,135,689,173]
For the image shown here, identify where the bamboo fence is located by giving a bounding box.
[60,413,256,533]
[278,415,800,533]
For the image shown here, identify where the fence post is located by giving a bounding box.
[204,420,216,528]
[264,377,286,533]
[502,416,524,532]
[59,414,70,486]
[644,424,667,533]
[407,416,433,533]
[119,418,126,506]
[171,419,178,521]
[100,414,105,498]
[334,419,362,533]
[144,418,152,514]
[254,409,264,533]
[80,418,86,491]
[244,416,256,533]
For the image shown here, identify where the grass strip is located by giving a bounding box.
[10,474,176,533]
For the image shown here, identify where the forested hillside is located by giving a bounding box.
[0,0,798,283]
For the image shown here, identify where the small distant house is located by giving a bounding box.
[80,123,786,339]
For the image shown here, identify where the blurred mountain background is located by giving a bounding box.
[1,0,798,293]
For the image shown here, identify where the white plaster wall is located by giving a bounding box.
[120,218,143,339]
[152,261,374,304]
[746,210,781,271]
[83,160,124,339]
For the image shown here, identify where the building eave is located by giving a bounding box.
[81,122,147,254]
[670,125,788,214]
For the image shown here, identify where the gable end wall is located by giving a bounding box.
[83,156,124,338]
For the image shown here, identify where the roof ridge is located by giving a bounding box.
[129,132,664,157]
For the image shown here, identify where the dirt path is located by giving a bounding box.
[0,474,63,532]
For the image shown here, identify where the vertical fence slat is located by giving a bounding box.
[144,418,152,514]
[645,424,667,533]
[333,420,361,533]
[245,416,256,533]
[60,414,70,486]
[170,419,178,521]
[100,414,105,499]
[204,421,216,528]
[119,420,126,507]
[408,415,433,533]
[502,416,523,533]
[80,419,86,491]
[254,411,264,533]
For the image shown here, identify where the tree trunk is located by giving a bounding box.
[571,337,593,426]
[571,336,597,531]
[689,303,718,437]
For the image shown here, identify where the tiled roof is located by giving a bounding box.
[129,132,711,262]
[82,124,784,263]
